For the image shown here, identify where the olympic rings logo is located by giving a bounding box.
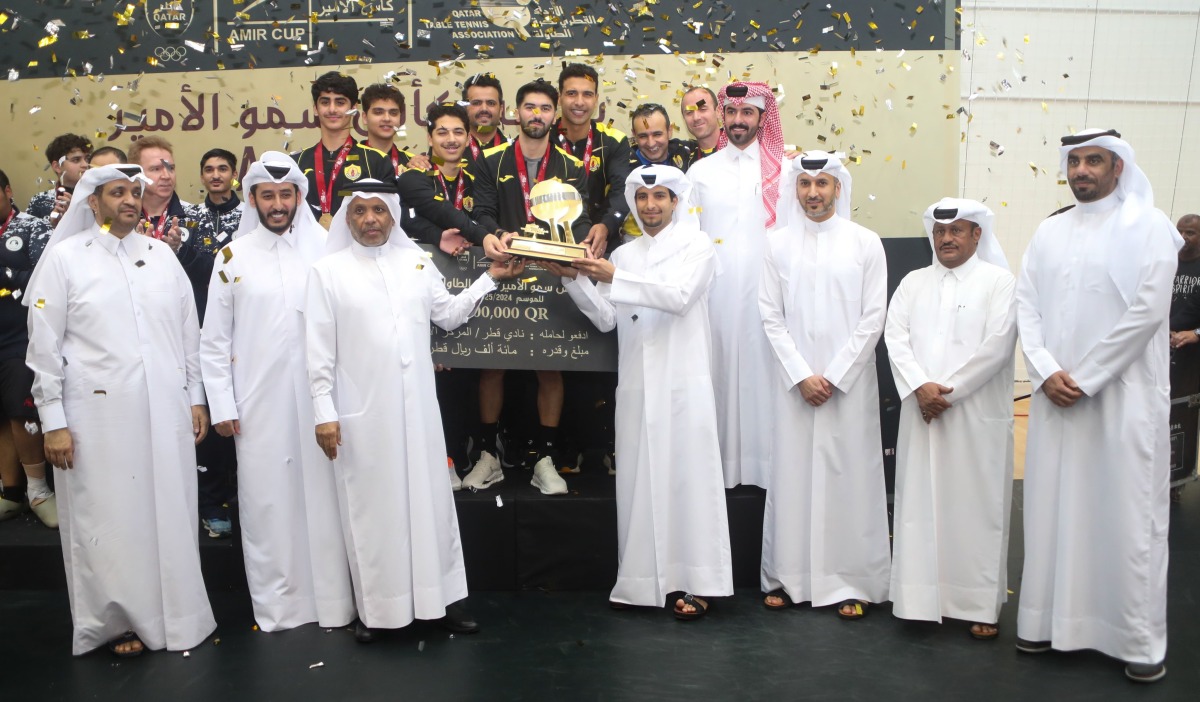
[154,46,188,63]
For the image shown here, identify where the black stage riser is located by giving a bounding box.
[0,473,774,592]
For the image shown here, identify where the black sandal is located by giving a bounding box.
[836,600,868,620]
[107,631,144,658]
[763,589,794,611]
[673,593,709,621]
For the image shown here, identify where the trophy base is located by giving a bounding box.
[507,236,589,263]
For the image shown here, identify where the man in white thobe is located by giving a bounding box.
[758,151,891,618]
[1016,129,1177,683]
[687,81,784,488]
[886,198,1018,639]
[544,165,733,619]
[26,165,216,656]
[200,154,355,632]
[306,181,523,642]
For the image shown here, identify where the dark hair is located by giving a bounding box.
[311,71,359,106]
[89,146,127,164]
[557,63,599,92]
[200,148,237,171]
[515,80,559,110]
[681,86,718,112]
[631,103,670,130]
[46,134,93,165]
[426,104,469,134]
[0,169,9,190]
[361,83,405,112]
[463,73,504,102]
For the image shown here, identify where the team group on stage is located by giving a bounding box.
[0,64,1178,683]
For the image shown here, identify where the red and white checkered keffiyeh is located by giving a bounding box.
[716,82,783,227]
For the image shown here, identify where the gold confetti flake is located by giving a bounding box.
[221,247,233,264]
[218,271,230,284]
[37,35,58,48]
[35,299,46,309]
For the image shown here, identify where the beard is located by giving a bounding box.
[520,120,550,139]
[258,205,297,233]
[726,123,759,147]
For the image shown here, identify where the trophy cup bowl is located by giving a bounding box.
[507,179,591,263]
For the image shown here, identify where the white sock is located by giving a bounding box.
[26,474,52,502]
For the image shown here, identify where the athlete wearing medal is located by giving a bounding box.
[292,72,396,228]
[463,73,510,174]
[396,104,489,251]
[465,79,591,496]
[555,63,632,259]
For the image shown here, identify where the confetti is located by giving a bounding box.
[309,662,325,669]
[496,496,504,507]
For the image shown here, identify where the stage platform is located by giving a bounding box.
[2,483,1199,702]
[0,470,782,593]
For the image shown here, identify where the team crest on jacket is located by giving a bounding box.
[462,196,474,212]
[5,237,23,252]
[589,155,601,172]
[344,164,363,181]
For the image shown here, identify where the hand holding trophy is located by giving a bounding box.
[507,179,591,263]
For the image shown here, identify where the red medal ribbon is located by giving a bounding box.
[559,124,594,171]
[141,205,170,239]
[0,207,15,237]
[469,131,505,161]
[390,145,403,174]
[435,170,467,211]
[513,139,551,224]
[314,137,353,215]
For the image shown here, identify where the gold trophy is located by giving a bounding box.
[507,179,590,263]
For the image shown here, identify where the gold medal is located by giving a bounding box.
[319,213,333,229]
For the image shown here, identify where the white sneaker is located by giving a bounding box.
[449,466,463,492]
[0,497,28,521]
[30,494,58,529]
[462,451,504,491]
[531,456,568,495]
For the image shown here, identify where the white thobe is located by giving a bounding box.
[688,141,778,488]
[885,255,1018,624]
[26,226,216,655]
[306,241,495,629]
[1016,194,1176,664]
[561,224,733,606]
[200,225,355,632]
[758,214,891,606]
